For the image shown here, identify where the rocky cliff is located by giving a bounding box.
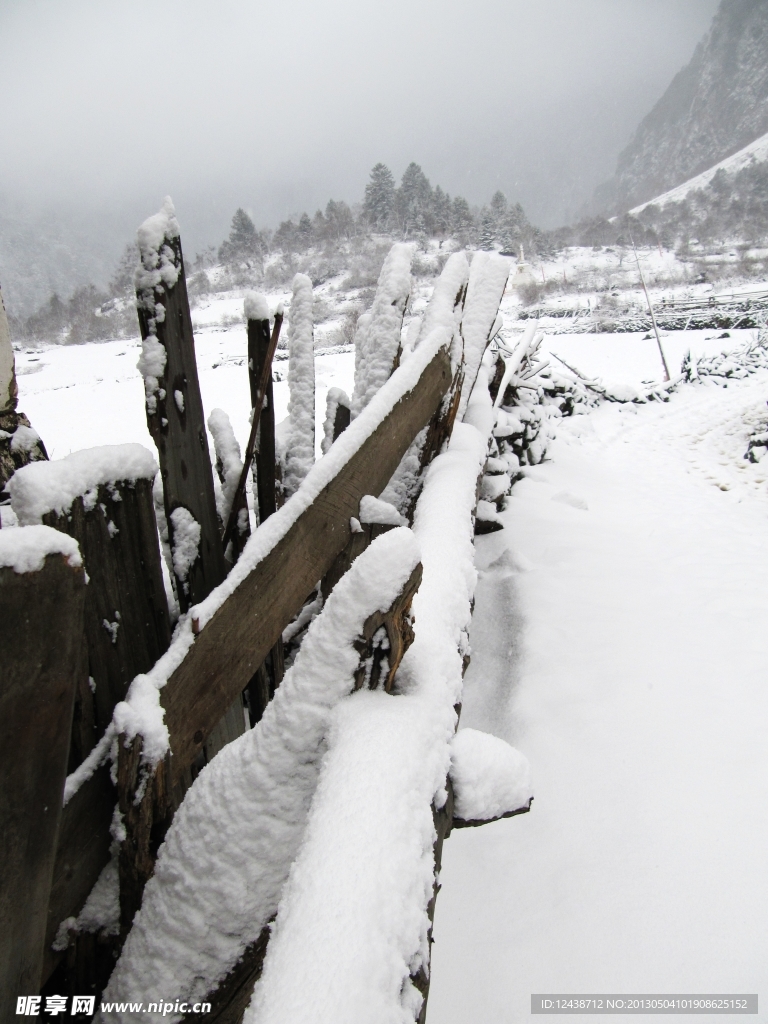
[596,0,768,213]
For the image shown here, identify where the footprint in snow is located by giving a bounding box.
[551,490,589,511]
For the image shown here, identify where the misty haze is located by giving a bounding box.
[1,1,767,1022]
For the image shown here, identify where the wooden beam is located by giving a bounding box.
[186,555,423,1022]
[163,342,451,784]
[0,552,85,1011]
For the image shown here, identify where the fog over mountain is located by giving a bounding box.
[596,0,768,214]
[0,0,717,315]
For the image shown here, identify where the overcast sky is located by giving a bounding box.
[1,0,718,260]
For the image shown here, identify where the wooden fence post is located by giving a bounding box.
[247,310,280,523]
[246,306,284,723]
[135,200,245,776]
[0,542,86,1014]
[135,201,227,611]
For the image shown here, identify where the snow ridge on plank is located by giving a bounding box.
[100,528,422,1022]
[458,252,511,421]
[248,420,488,1024]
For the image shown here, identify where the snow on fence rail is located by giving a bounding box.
[1,197,534,1022]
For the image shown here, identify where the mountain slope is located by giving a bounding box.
[629,130,768,215]
[597,0,768,214]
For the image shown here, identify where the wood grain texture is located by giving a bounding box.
[42,765,115,984]
[248,316,279,525]
[43,478,171,738]
[0,554,85,1009]
[162,342,451,785]
[183,923,272,1024]
[136,236,226,610]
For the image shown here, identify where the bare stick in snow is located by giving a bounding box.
[630,232,670,382]
[222,312,284,551]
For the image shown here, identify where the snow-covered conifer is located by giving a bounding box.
[396,162,433,235]
[363,163,396,229]
[218,208,263,267]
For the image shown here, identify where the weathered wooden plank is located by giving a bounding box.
[183,924,271,1024]
[43,478,171,737]
[136,222,226,610]
[42,766,116,983]
[245,311,285,722]
[163,342,451,784]
[248,315,279,524]
[222,313,283,549]
[0,552,85,1011]
[187,557,422,1021]
[414,783,454,1024]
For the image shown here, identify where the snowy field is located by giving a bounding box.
[10,322,768,1020]
[430,370,768,1022]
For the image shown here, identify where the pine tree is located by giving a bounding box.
[298,212,313,243]
[432,186,453,238]
[396,162,433,236]
[479,211,496,251]
[490,190,508,222]
[363,163,396,229]
[219,208,263,266]
[451,196,475,239]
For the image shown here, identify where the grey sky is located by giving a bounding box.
[0,0,718,267]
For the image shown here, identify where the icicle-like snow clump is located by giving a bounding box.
[380,253,470,514]
[101,527,421,1024]
[135,197,181,413]
[351,242,414,418]
[207,408,243,525]
[8,444,158,524]
[458,252,511,420]
[282,273,315,498]
[412,250,469,371]
[169,507,200,593]
[450,728,532,823]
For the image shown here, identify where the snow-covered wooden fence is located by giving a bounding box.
[2,200,534,1022]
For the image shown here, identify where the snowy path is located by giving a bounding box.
[430,374,768,1023]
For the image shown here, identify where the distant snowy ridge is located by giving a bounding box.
[630,130,768,215]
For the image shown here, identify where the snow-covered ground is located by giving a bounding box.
[9,294,768,1019]
[430,370,768,1023]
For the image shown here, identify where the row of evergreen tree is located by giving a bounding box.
[10,162,539,344]
[214,161,540,268]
